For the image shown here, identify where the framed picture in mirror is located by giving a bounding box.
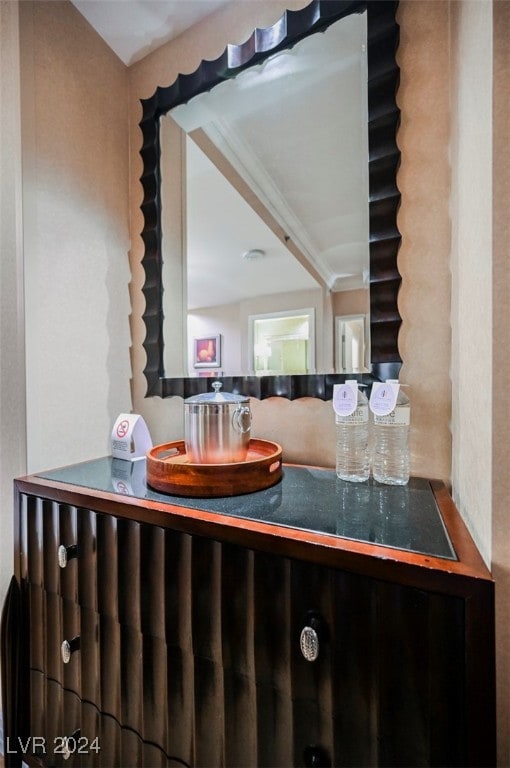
[193,335,221,368]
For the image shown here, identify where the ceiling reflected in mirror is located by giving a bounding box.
[183,136,319,310]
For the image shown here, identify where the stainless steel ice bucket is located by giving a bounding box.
[184,381,252,464]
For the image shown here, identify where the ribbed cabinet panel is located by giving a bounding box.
[221,544,256,767]
[290,560,334,767]
[25,495,44,587]
[59,503,78,604]
[330,569,377,766]
[373,582,465,767]
[19,494,468,767]
[96,514,118,617]
[253,552,292,767]
[164,530,194,762]
[117,518,141,628]
[116,519,143,734]
[191,537,224,766]
[77,510,98,611]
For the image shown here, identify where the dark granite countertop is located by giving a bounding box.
[37,458,456,561]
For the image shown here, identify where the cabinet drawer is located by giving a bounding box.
[28,671,182,768]
[287,558,466,766]
[28,586,95,698]
[20,495,180,630]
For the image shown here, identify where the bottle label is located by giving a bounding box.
[369,381,399,416]
[342,404,369,424]
[374,408,410,426]
[333,382,358,417]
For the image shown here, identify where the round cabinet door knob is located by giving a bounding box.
[61,636,80,663]
[58,544,77,568]
[300,625,319,661]
[299,611,327,662]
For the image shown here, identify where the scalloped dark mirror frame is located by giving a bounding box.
[139,0,401,400]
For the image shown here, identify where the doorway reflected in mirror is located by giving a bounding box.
[335,314,370,373]
[249,309,315,376]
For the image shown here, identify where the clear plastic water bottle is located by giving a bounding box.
[333,381,369,483]
[370,380,410,486]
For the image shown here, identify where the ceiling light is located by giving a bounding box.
[242,249,266,261]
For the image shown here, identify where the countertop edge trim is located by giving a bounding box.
[14,474,493,598]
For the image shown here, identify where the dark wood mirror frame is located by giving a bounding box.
[139,0,401,400]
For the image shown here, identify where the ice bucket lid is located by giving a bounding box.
[184,381,249,405]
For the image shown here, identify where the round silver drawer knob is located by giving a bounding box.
[58,544,77,568]
[61,636,80,663]
[300,625,319,662]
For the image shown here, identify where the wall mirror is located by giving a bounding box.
[140,0,401,400]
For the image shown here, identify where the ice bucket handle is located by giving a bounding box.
[232,405,252,435]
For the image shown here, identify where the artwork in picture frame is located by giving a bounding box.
[193,335,221,368]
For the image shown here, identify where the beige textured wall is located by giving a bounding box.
[0,0,26,613]
[397,1,452,485]
[332,287,369,317]
[492,1,510,763]
[20,1,132,473]
[450,0,493,565]
[128,0,453,481]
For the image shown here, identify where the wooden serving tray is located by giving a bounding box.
[146,438,283,497]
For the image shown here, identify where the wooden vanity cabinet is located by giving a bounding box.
[1,465,495,767]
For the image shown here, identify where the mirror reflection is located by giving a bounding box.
[250,309,316,376]
[335,314,369,373]
[160,9,369,378]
